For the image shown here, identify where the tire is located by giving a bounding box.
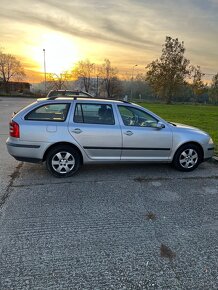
[173,143,202,172]
[46,145,81,177]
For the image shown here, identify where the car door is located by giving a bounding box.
[68,102,122,160]
[117,105,173,161]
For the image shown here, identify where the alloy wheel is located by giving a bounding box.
[51,151,75,174]
[179,148,198,169]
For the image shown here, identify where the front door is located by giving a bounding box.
[117,105,173,161]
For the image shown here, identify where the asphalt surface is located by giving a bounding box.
[0,97,218,290]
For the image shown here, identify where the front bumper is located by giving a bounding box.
[204,145,215,161]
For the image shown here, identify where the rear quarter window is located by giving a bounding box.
[25,103,70,122]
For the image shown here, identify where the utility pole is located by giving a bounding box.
[43,49,47,94]
[130,64,137,100]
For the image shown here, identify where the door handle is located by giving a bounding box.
[71,128,82,134]
[124,130,133,136]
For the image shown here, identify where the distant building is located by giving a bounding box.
[0,81,31,93]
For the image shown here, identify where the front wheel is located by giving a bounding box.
[46,145,81,177]
[173,144,202,172]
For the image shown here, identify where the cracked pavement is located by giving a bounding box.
[0,97,218,289]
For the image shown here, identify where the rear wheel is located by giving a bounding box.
[46,145,81,177]
[173,144,202,172]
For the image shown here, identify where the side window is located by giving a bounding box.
[25,103,70,121]
[74,103,115,125]
[118,105,158,127]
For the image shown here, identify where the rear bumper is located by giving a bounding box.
[12,156,42,163]
[7,142,40,149]
[6,139,46,161]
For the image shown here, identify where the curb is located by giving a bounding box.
[211,156,218,163]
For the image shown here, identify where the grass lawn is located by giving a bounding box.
[138,103,218,155]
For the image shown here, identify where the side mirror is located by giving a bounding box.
[156,122,165,129]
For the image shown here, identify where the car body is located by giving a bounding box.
[6,97,214,177]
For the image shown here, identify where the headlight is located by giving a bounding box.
[209,137,214,144]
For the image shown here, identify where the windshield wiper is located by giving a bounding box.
[168,121,176,126]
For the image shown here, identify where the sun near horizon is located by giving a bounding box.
[11,30,142,83]
[15,32,86,83]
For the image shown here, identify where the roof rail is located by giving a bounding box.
[45,94,132,104]
[120,100,131,104]
[46,90,93,100]
[73,97,132,104]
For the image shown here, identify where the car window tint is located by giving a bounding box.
[118,105,158,127]
[25,103,70,121]
[74,103,115,125]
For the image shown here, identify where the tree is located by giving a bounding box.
[72,59,95,93]
[190,65,206,102]
[0,49,25,93]
[134,73,151,100]
[47,71,71,91]
[107,76,123,98]
[146,36,191,104]
[99,59,119,97]
[209,73,218,104]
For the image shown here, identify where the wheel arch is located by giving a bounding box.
[43,142,83,164]
[173,141,204,162]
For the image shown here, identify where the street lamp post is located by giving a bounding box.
[96,75,99,97]
[43,49,47,94]
[130,64,137,100]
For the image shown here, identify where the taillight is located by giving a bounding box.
[10,121,20,138]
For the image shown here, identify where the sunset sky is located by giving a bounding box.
[1,0,218,83]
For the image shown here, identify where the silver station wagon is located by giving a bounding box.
[6,97,214,177]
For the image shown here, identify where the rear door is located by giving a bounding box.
[68,102,122,160]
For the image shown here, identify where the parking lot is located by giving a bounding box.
[0,97,218,289]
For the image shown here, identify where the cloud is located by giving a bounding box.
[1,0,218,74]
[0,0,159,52]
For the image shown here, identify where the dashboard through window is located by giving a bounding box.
[118,105,158,127]
[74,103,115,125]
